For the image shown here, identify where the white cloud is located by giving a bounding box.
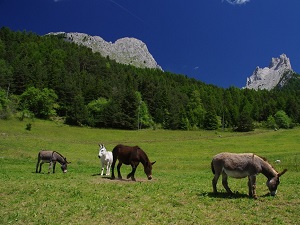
[225,0,250,5]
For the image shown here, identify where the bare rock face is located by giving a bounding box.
[245,54,293,90]
[48,32,162,70]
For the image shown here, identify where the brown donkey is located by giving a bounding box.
[111,144,156,181]
[211,152,287,199]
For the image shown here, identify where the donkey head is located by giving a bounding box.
[144,161,156,180]
[61,157,71,173]
[98,143,106,158]
[266,169,287,196]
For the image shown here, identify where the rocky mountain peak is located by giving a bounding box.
[245,54,293,90]
[47,32,162,70]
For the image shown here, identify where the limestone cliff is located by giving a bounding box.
[48,32,162,70]
[245,54,293,90]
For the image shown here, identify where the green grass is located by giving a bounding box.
[0,118,299,224]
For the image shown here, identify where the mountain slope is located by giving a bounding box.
[48,32,162,70]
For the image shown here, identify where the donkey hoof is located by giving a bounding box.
[118,176,122,180]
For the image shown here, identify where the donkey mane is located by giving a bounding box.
[136,147,150,165]
[257,155,267,162]
[256,154,278,173]
[53,151,67,162]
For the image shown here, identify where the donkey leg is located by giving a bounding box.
[212,173,221,194]
[107,162,112,176]
[105,163,110,176]
[117,162,123,179]
[100,163,104,176]
[111,159,116,179]
[222,172,233,194]
[39,162,44,173]
[127,166,137,181]
[36,159,40,173]
[48,162,52,174]
[248,175,257,199]
[52,162,56,173]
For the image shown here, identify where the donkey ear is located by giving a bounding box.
[278,169,287,177]
[151,161,156,165]
[65,157,71,164]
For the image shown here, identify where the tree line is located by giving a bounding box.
[0,27,299,131]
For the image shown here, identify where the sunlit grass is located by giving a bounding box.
[0,118,299,224]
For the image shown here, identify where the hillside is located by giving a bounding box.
[0,27,300,130]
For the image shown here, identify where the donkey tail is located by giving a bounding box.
[211,160,215,174]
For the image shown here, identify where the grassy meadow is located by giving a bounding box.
[0,118,299,224]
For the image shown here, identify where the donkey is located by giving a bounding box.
[36,150,70,173]
[111,144,156,181]
[211,152,287,199]
[98,143,113,176]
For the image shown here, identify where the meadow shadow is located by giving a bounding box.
[198,191,250,199]
[91,173,102,176]
[32,172,47,174]
[198,191,273,199]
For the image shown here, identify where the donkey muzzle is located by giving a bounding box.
[148,175,152,180]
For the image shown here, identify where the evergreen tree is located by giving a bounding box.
[235,98,254,132]
[65,92,88,126]
[186,90,205,129]
[203,109,218,130]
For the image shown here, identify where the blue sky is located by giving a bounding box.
[0,0,299,88]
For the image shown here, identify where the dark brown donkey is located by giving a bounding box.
[111,144,156,181]
[211,152,287,199]
[36,150,70,173]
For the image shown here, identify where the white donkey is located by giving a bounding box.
[98,143,113,176]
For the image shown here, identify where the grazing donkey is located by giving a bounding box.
[36,150,70,173]
[98,144,113,176]
[211,152,287,199]
[111,144,156,181]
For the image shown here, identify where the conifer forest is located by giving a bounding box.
[0,27,299,131]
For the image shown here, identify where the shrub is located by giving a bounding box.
[19,87,58,119]
[266,115,278,129]
[274,110,292,129]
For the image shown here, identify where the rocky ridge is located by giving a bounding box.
[245,54,293,90]
[48,32,162,70]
